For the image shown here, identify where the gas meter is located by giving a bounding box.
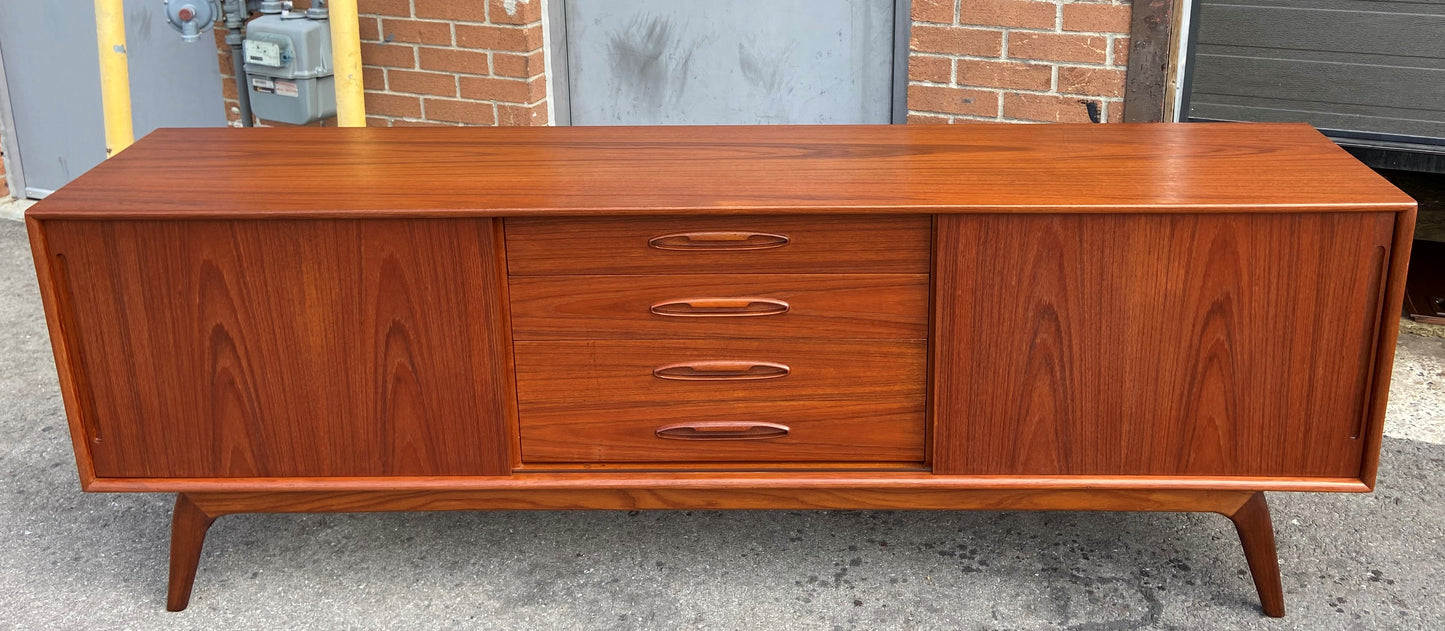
[243,4,335,125]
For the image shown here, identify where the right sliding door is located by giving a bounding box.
[932,213,1395,477]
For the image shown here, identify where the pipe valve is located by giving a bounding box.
[164,0,221,42]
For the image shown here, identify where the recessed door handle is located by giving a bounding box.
[652,361,791,381]
[650,298,790,317]
[648,231,790,251]
[655,422,790,440]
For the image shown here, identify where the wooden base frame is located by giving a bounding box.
[164,489,1285,617]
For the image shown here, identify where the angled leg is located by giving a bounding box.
[167,493,217,612]
[1227,492,1285,618]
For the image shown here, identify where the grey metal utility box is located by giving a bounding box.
[243,12,335,125]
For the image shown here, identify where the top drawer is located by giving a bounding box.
[504,215,932,275]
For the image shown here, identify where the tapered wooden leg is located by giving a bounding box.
[167,493,217,612]
[1227,492,1285,617]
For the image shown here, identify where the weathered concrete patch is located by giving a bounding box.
[1399,318,1445,340]
[1385,333,1445,445]
[0,197,33,222]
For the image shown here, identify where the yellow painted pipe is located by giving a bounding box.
[94,0,134,156]
[328,0,366,126]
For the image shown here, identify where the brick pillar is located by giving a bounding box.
[907,0,1132,124]
[214,0,549,127]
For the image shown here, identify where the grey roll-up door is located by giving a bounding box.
[1186,0,1445,142]
[557,0,902,125]
[0,0,225,197]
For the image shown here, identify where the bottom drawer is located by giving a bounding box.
[515,340,926,463]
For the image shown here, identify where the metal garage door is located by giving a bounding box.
[1184,0,1445,142]
[554,0,906,125]
[0,0,224,197]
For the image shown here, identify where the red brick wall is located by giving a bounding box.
[907,0,1133,123]
[215,27,243,124]
[216,0,548,127]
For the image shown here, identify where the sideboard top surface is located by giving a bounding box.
[28,123,1414,220]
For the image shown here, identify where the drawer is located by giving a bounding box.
[504,215,932,275]
[515,340,926,463]
[508,274,929,340]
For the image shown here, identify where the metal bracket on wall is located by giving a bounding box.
[890,0,911,124]
[545,0,570,125]
[1123,0,1183,123]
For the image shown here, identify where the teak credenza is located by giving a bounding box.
[26,124,1416,616]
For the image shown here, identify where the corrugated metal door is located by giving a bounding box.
[557,0,903,125]
[0,0,224,197]
[1185,0,1445,142]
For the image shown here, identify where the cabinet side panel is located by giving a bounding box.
[933,213,1394,478]
[1359,207,1417,489]
[44,219,512,478]
[26,218,99,487]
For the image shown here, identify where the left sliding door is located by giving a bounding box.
[37,219,514,478]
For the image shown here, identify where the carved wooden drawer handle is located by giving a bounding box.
[655,422,791,440]
[648,231,790,251]
[652,361,791,381]
[650,298,790,317]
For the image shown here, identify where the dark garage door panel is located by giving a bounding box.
[1189,0,1445,140]
[1190,95,1445,141]
[1198,2,1444,58]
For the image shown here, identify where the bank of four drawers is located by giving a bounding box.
[503,216,932,466]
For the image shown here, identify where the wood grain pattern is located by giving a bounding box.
[509,274,929,340]
[1228,492,1285,617]
[25,217,99,487]
[513,462,929,473]
[932,212,1397,477]
[503,215,932,275]
[159,487,1283,616]
[78,472,1373,494]
[167,494,215,611]
[183,488,1258,514]
[25,124,1414,220]
[514,340,926,463]
[1359,207,1418,489]
[22,126,1412,618]
[162,487,1262,611]
[491,222,526,471]
[40,219,514,478]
